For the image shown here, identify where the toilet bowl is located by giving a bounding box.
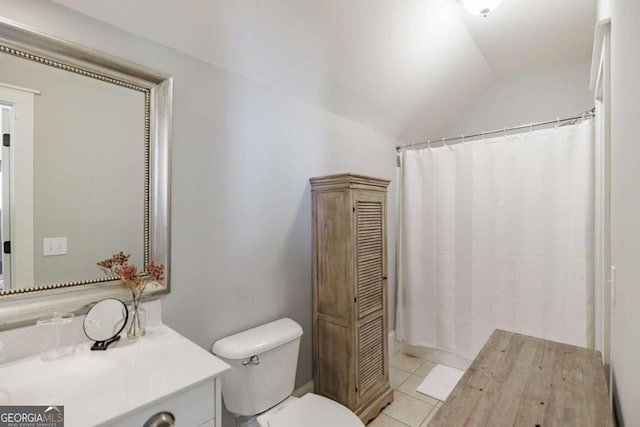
[256,394,363,427]
[212,318,364,427]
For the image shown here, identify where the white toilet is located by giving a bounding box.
[212,318,365,427]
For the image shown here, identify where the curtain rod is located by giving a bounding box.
[395,107,596,151]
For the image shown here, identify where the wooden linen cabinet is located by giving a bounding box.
[310,173,393,424]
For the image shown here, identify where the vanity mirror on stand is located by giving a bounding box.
[83,298,128,350]
[0,17,172,329]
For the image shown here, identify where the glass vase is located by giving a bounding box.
[127,303,146,339]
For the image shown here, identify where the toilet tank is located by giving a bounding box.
[212,318,303,416]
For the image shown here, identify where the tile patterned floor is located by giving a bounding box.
[367,353,445,427]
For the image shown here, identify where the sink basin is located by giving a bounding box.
[0,351,123,405]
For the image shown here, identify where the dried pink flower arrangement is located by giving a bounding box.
[97,252,164,336]
[97,251,164,296]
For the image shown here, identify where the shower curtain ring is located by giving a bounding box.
[529,122,533,134]
[482,131,485,142]
[503,127,508,139]
[555,117,560,129]
[427,140,431,151]
[461,134,465,147]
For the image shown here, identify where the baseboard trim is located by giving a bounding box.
[292,380,314,397]
[397,340,472,371]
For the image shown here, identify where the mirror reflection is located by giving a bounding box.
[0,50,147,292]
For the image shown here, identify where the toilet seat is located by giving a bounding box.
[262,393,364,427]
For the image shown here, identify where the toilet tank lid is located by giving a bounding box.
[212,318,303,360]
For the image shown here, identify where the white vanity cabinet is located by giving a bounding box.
[105,378,221,427]
[0,325,230,427]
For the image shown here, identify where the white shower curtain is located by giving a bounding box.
[396,121,594,362]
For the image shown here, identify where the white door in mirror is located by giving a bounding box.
[0,85,35,289]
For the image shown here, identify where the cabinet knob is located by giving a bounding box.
[143,412,175,427]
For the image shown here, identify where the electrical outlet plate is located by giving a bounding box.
[43,237,67,256]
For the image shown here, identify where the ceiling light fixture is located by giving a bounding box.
[459,0,504,17]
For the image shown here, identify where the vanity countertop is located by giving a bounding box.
[0,325,230,426]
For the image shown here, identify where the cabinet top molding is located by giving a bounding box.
[310,173,390,190]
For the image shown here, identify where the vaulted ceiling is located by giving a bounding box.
[52,0,596,142]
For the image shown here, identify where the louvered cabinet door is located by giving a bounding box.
[356,315,386,405]
[354,195,385,318]
[353,190,388,408]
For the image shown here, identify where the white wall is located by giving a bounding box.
[0,2,398,426]
[445,60,594,137]
[600,0,640,425]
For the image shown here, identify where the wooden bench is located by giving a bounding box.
[430,329,613,426]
